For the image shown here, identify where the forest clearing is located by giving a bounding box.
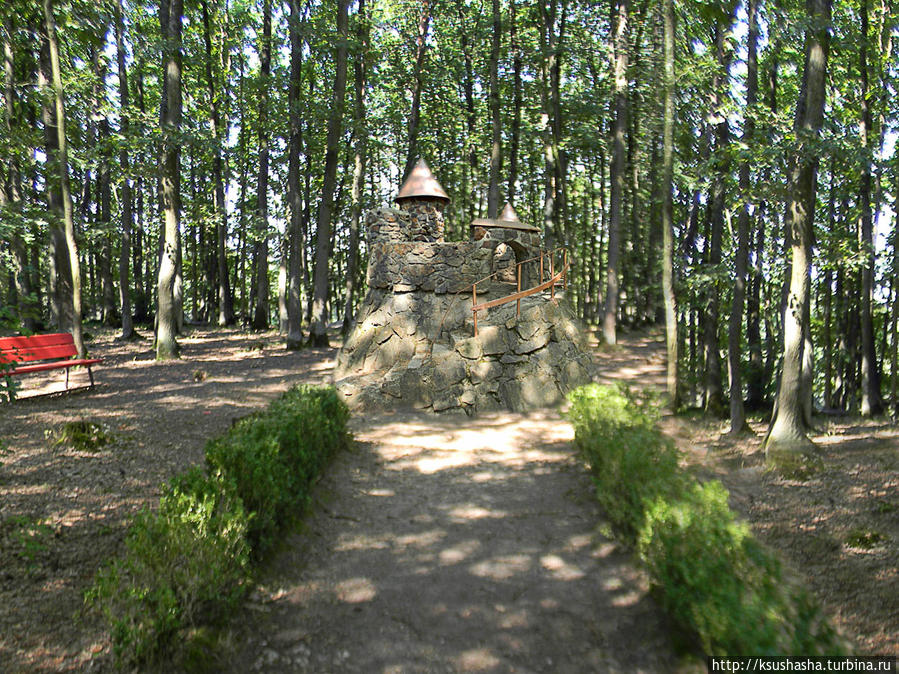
[2,0,899,668]
[0,326,896,671]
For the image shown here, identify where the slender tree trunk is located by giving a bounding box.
[891,187,899,412]
[703,16,735,418]
[43,0,84,356]
[201,0,234,327]
[114,0,134,339]
[342,0,368,337]
[403,0,431,178]
[728,0,759,433]
[251,0,272,330]
[603,0,628,345]
[286,0,305,348]
[746,207,766,408]
[309,0,350,346]
[3,22,37,332]
[858,0,882,416]
[507,0,522,203]
[767,0,832,456]
[486,0,502,218]
[156,0,183,359]
[661,0,678,410]
[539,0,558,248]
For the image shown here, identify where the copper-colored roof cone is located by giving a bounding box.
[499,202,520,224]
[395,158,450,203]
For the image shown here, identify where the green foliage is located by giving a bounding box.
[52,419,111,452]
[844,528,887,549]
[567,383,683,540]
[2,514,53,574]
[567,383,847,656]
[88,385,350,667]
[88,467,250,665]
[205,385,350,554]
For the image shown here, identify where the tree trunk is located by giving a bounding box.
[661,0,678,410]
[156,0,183,359]
[342,0,368,337]
[286,0,305,348]
[114,0,134,339]
[201,0,234,327]
[486,0,502,218]
[507,0,522,203]
[251,0,272,331]
[767,0,832,456]
[403,0,431,179]
[858,0,882,416]
[309,0,350,346]
[603,0,628,345]
[703,16,735,418]
[3,22,37,332]
[728,0,759,433]
[43,0,84,356]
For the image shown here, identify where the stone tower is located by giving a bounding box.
[335,160,595,414]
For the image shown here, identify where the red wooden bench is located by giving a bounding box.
[0,332,102,390]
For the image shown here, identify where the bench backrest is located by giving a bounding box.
[0,333,78,365]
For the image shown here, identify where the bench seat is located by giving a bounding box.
[0,332,102,391]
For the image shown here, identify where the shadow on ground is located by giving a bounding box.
[225,410,684,673]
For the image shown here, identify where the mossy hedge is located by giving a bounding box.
[567,383,846,656]
[88,384,350,667]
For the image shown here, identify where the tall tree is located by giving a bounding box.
[251,0,272,330]
[308,0,349,347]
[285,0,304,348]
[767,0,833,455]
[728,0,760,433]
[486,0,502,218]
[2,18,37,333]
[201,0,234,327]
[43,0,84,356]
[115,0,134,339]
[507,0,523,202]
[342,0,369,336]
[661,0,678,409]
[156,0,184,360]
[858,0,882,416]
[403,0,431,179]
[603,0,628,345]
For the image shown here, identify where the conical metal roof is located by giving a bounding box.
[499,202,521,224]
[471,201,539,232]
[395,158,450,203]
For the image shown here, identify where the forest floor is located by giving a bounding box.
[0,324,895,672]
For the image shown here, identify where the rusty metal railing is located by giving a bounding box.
[471,247,569,336]
[429,247,570,351]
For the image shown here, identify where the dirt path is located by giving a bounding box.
[224,408,681,673]
[221,333,682,673]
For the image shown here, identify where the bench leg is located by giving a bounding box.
[88,366,94,388]
[65,367,69,390]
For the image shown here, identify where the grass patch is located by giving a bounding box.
[87,385,350,668]
[52,419,112,452]
[844,528,887,549]
[568,383,846,656]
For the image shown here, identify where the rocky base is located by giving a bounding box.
[334,293,595,414]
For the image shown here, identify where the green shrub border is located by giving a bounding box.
[567,383,846,656]
[87,384,350,667]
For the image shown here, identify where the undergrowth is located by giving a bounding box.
[87,384,350,668]
[568,383,847,656]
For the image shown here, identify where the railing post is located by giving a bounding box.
[563,249,568,290]
[540,252,544,285]
[516,263,521,318]
[550,254,555,300]
[472,283,478,337]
